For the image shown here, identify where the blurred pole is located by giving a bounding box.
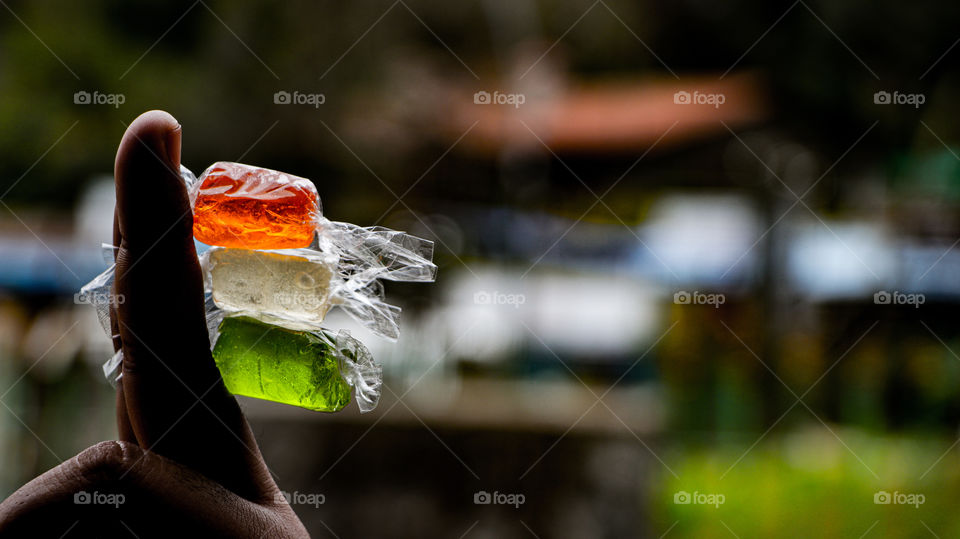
[752,137,816,427]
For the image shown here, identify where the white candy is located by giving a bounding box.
[207,248,337,328]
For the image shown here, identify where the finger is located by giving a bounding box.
[112,205,135,443]
[0,441,307,538]
[114,111,271,498]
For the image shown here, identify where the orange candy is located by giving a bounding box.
[192,162,320,249]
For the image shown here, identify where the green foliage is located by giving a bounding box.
[652,427,960,538]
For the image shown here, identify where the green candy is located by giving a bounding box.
[213,316,351,412]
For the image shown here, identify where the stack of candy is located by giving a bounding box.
[79,162,437,413]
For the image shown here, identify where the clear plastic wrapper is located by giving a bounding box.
[76,246,123,386]
[186,162,437,284]
[202,247,339,329]
[187,162,437,341]
[190,162,320,249]
[213,315,381,413]
[81,250,383,412]
[199,239,432,341]
[77,161,436,414]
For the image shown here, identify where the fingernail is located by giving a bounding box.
[166,123,182,170]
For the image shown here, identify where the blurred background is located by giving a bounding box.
[2,0,960,536]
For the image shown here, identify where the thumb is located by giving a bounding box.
[113,110,272,499]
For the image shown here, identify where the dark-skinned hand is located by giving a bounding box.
[0,111,309,538]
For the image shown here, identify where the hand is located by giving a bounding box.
[0,111,308,538]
